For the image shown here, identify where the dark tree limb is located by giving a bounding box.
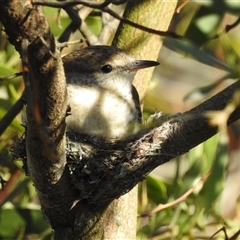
[67,80,240,209]
[26,32,70,227]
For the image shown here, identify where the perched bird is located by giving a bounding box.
[63,45,159,140]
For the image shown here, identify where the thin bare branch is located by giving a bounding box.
[58,6,82,43]
[58,39,85,49]
[104,6,182,39]
[33,0,183,39]
[175,0,189,13]
[99,4,124,44]
[138,172,210,217]
[211,16,240,40]
[0,72,23,82]
[0,93,25,136]
[34,0,111,9]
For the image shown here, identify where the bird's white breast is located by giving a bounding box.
[66,83,139,139]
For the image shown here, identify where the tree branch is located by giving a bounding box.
[33,0,182,39]
[0,0,72,234]
[67,80,240,208]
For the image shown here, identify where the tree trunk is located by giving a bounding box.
[106,1,177,239]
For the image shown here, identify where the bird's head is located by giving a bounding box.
[63,45,159,87]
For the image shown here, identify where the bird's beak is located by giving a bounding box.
[130,60,160,71]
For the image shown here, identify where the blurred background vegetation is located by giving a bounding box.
[1,0,240,239]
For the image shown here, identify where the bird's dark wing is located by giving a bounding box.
[131,85,142,123]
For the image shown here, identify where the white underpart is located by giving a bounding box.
[66,72,139,139]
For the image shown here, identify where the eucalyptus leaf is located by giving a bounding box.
[164,37,233,73]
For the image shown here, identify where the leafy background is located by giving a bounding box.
[1,1,240,239]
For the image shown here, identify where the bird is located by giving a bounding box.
[62,45,159,140]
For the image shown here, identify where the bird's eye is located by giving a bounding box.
[101,64,112,74]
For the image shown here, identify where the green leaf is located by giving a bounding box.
[199,133,228,213]
[185,5,223,45]
[164,38,233,73]
[146,175,169,204]
[0,207,26,238]
[0,206,50,238]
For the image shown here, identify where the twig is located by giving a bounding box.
[0,72,23,83]
[35,0,240,42]
[33,0,183,39]
[211,16,240,40]
[34,0,111,9]
[0,92,26,136]
[210,227,228,239]
[79,18,99,45]
[0,169,23,204]
[58,5,82,43]
[138,172,211,217]
[77,6,97,45]
[175,0,189,13]
[58,39,85,49]
[99,4,124,44]
[104,6,182,38]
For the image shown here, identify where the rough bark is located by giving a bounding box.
[26,34,70,229]
[109,1,177,238]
